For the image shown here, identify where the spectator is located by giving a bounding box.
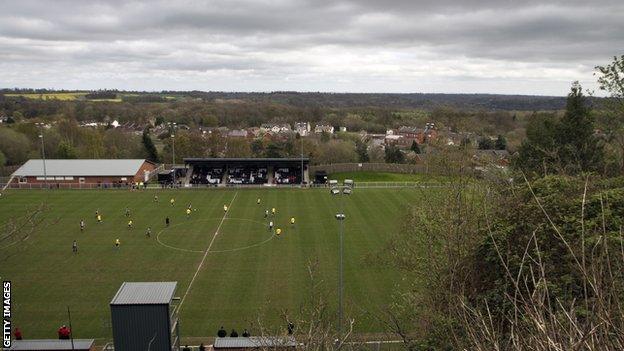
[182,346,191,351]
[287,322,294,335]
[14,327,22,340]
[230,329,238,337]
[199,343,206,351]
[242,329,250,337]
[217,326,227,338]
[58,325,71,339]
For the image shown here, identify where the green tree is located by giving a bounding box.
[264,142,282,158]
[142,129,160,162]
[225,138,252,157]
[356,140,370,162]
[56,141,77,159]
[494,135,507,150]
[320,131,330,143]
[385,144,405,163]
[315,140,358,164]
[0,150,6,166]
[595,55,624,173]
[558,82,603,173]
[250,139,265,157]
[0,128,31,165]
[410,140,421,154]
[478,137,495,150]
[515,82,603,176]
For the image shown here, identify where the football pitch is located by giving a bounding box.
[0,188,430,342]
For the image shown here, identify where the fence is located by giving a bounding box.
[310,163,426,175]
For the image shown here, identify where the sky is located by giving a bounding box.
[0,0,622,96]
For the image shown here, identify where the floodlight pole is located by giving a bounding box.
[170,122,176,187]
[338,193,344,341]
[36,123,47,189]
[300,136,304,186]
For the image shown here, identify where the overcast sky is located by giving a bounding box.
[1,0,622,95]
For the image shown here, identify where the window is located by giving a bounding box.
[64,177,74,180]
[79,177,85,184]
[55,176,64,180]
[36,177,45,181]
[121,177,127,181]
[19,177,27,183]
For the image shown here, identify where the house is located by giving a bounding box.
[294,122,311,136]
[314,124,334,134]
[260,123,292,134]
[11,159,158,186]
[227,129,249,138]
[396,126,420,139]
[473,149,511,166]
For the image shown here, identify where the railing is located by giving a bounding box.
[310,181,450,189]
[0,181,453,190]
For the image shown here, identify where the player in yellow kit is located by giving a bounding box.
[186,208,191,218]
[290,217,295,225]
[276,228,282,236]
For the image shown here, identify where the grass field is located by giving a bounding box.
[0,188,430,342]
[4,92,87,101]
[329,171,452,182]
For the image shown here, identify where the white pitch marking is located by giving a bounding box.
[178,191,238,311]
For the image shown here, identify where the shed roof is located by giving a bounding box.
[214,336,297,349]
[12,159,151,177]
[185,157,309,163]
[7,339,94,350]
[110,282,177,305]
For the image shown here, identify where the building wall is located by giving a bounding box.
[134,161,157,182]
[12,161,157,184]
[111,304,172,351]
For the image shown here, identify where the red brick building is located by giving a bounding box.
[11,159,157,186]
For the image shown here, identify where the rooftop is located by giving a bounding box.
[185,157,309,164]
[7,339,94,350]
[214,336,298,349]
[12,159,152,177]
[110,282,177,305]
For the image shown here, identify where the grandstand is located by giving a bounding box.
[184,158,310,186]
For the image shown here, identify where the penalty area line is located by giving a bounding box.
[178,191,238,312]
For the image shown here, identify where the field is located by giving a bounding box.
[4,92,88,101]
[4,92,122,102]
[0,188,431,343]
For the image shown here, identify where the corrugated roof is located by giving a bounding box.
[110,282,177,305]
[8,339,94,350]
[185,157,309,162]
[214,336,297,348]
[12,159,150,177]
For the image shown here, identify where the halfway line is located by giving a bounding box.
[178,191,238,312]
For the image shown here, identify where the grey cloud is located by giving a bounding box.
[0,0,622,94]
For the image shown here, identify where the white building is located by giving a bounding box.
[314,124,334,134]
[294,122,311,136]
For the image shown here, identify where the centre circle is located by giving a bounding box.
[157,218,274,253]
